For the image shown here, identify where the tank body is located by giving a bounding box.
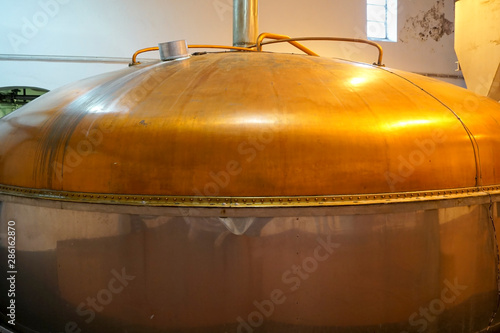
[1,52,500,333]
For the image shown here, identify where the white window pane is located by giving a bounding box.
[367,0,397,42]
[367,5,386,22]
[367,0,386,6]
[367,21,386,39]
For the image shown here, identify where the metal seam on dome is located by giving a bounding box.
[377,67,483,187]
[0,184,499,208]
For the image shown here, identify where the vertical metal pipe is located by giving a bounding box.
[233,0,258,47]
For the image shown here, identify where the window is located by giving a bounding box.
[367,0,397,42]
[0,87,48,118]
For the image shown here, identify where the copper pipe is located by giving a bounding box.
[130,37,381,66]
[258,36,384,66]
[130,47,159,65]
[256,33,319,56]
[130,45,255,66]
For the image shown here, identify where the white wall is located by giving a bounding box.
[0,0,464,90]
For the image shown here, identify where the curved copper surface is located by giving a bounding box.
[1,52,500,204]
[2,49,500,333]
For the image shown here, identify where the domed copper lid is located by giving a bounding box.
[1,51,500,207]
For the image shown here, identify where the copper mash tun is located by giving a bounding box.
[2,1,500,332]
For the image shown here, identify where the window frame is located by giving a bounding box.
[367,0,398,43]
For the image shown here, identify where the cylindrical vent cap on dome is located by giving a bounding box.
[158,40,189,61]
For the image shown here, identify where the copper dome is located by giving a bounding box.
[1,51,500,207]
